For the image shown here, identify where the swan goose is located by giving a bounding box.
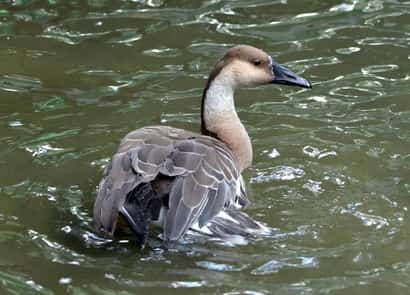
[93,45,311,246]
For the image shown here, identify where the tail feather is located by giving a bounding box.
[118,182,156,246]
[191,209,270,239]
[119,203,148,246]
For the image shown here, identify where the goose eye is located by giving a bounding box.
[252,59,261,66]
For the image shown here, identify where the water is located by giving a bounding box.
[0,0,409,294]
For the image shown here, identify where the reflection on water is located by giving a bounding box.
[0,0,409,294]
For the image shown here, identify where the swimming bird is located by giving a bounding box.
[93,45,311,246]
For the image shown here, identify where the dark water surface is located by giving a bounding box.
[1,0,410,294]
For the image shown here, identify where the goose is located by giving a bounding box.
[93,45,311,246]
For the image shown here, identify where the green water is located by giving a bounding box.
[1,0,409,294]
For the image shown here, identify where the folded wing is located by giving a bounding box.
[93,126,244,241]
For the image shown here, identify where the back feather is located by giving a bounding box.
[93,126,245,242]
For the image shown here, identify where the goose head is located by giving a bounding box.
[201,45,311,170]
[207,45,311,90]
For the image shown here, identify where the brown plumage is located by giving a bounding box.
[93,45,311,246]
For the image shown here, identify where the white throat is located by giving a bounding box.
[204,70,235,117]
[202,70,253,171]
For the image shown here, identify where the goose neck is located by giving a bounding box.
[201,73,252,171]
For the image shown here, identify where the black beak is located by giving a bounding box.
[271,58,311,88]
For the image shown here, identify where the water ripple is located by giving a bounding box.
[357,36,410,48]
[196,261,248,272]
[251,166,305,183]
[0,74,42,92]
[1,0,410,294]
[0,271,51,294]
[252,256,319,275]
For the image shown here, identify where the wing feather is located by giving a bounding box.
[163,136,241,240]
[93,126,246,241]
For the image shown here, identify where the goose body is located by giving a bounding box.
[93,45,311,246]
